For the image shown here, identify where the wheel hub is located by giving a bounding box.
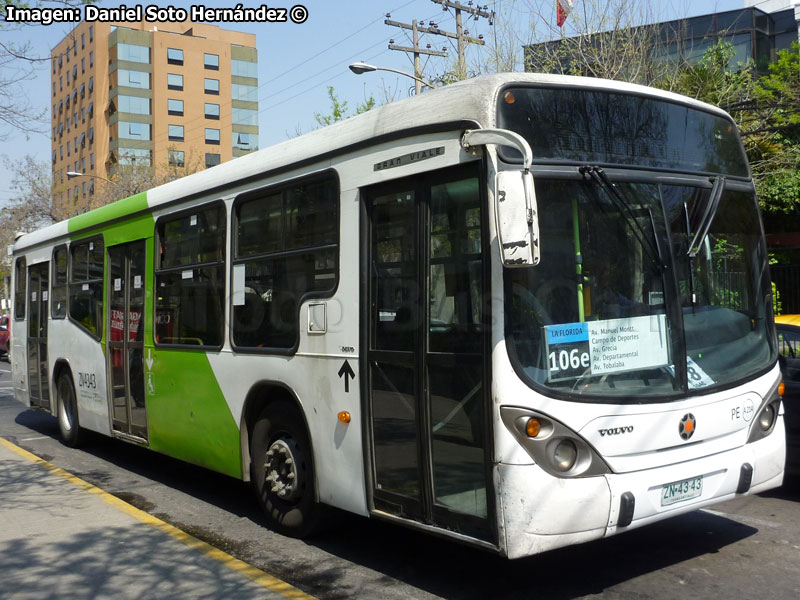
[264,438,303,502]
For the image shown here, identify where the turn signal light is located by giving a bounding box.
[338,411,351,424]
[526,417,541,437]
[504,91,515,104]
[778,382,785,397]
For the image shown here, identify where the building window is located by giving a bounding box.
[90,153,95,169]
[168,98,184,116]
[80,83,85,98]
[88,76,94,92]
[52,81,56,96]
[118,69,150,89]
[52,58,57,74]
[167,48,184,65]
[60,76,63,91]
[168,124,184,142]
[204,53,219,70]
[205,128,220,145]
[233,108,258,127]
[118,95,150,115]
[69,237,104,338]
[88,127,94,143]
[232,59,258,78]
[232,83,258,102]
[52,246,68,319]
[89,25,93,42]
[168,150,185,167]
[117,43,150,64]
[119,121,150,140]
[118,148,151,166]
[232,175,338,349]
[72,65,77,79]
[167,73,183,91]
[81,33,85,50]
[66,141,71,156]
[155,203,226,347]
[204,78,219,95]
[205,153,220,168]
[204,103,220,120]
[81,107,86,123]
[81,57,85,73]
[66,70,70,85]
[89,51,94,67]
[234,132,258,150]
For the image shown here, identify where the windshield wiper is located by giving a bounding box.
[687,176,725,257]
[579,165,666,271]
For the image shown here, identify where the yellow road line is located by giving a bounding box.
[0,437,316,600]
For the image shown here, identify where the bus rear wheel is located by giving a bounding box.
[250,402,320,537]
[57,372,82,447]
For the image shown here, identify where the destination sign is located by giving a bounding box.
[545,315,669,381]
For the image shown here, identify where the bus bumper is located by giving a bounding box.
[497,417,785,560]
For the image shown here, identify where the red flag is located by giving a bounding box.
[557,0,573,28]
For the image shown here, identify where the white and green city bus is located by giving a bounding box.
[11,74,786,559]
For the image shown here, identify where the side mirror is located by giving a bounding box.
[495,169,540,267]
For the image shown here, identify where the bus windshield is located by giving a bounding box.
[505,179,775,401]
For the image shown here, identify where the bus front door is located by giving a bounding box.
[27,262,50,410]
[365,164,493,542]
[108,241,147,440]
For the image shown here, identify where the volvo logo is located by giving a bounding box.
[679,413,697,440]
[598,426,634,437]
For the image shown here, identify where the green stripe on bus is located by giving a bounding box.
[146,349,242,478]
[68,191,149,234]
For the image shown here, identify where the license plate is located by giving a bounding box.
[661,476,703,506]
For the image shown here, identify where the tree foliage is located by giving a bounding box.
[313,86,375,128]
[663,41,800,215]
[0,1,95,140]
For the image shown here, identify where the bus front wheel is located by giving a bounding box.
[250,402,320,538]
[57,372,82,447]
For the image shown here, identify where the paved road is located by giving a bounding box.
[1,359,799,599]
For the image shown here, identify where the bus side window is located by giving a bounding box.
[232,174,338,351]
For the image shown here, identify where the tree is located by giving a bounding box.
[0,1,95,140]
[664,41,800,216]
[313,85,375,128]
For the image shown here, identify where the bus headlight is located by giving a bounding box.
[758,403,776,431]
[500,406,610,478]
[551,439,578,471]
[747,378,782,444]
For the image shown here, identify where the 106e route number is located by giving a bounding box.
[548,348,590,373]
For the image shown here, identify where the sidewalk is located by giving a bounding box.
[0,438,314,600]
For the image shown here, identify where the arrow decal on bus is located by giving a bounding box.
[338,360,355,393]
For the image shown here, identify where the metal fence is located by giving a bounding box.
[770,265,800,315]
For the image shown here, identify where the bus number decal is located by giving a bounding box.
[78,372,97,389]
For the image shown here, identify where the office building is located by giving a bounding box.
[525,2,799,76]
[50,19,258,214]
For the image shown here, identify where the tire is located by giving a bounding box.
[57,372,82,447]
[250,401,320,537]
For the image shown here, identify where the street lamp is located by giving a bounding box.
[348,61,435,91]
[66,171,114,185]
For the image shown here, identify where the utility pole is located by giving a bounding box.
[430,0,493,79]
[385,17,448,94]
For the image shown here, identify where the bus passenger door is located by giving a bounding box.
[27,262,50,410]
[108,241,147,440]
[364,163,493,542]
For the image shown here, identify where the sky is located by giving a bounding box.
[0,0,755,207]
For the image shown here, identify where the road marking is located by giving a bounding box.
[0,437,316,599]
[20,436,51,441]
